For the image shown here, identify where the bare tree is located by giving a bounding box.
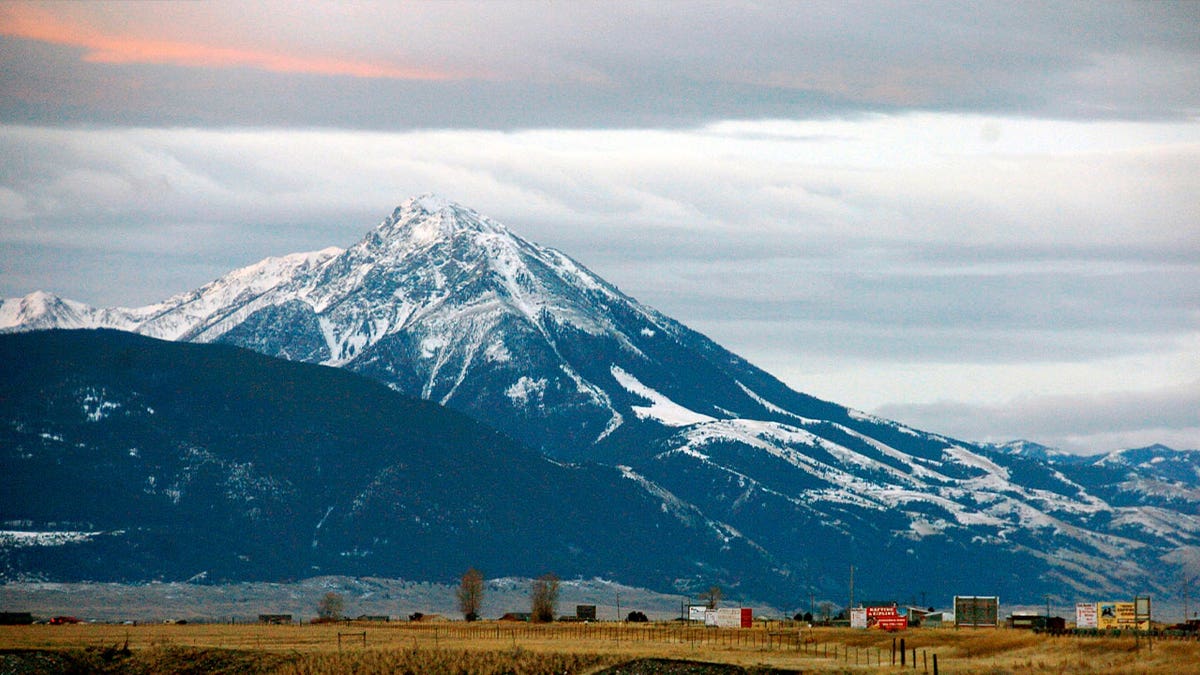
[701,585,723,609]
[317,591,344,621]
[530,573,560,623]
[457,568,484,621]
[818,600,834,623]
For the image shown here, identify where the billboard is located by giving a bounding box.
[702,608,752,628]
[850,607,868,629]
[689,605,708,622]
[867,606,907,630]
[1135,596,1151,622]
[851,606,907,630]
[576,605,596,621]
[1075,603,1098,629]
[954,596,1000,627]
[1096,601,1148,630]
[718,608,750,628]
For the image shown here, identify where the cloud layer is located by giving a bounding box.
[0,1,1197,453]
[3,1,1199,128]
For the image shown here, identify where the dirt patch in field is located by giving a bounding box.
[594,658,801,675]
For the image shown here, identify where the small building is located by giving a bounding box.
[0,612,34,625]
[1008,613,1041,629]
[921,612,951,628]
[904,607,931,626]
[1044,616,1067,633]
[356,615,390,622]
[1008,614,1066,633]
[499,612,532,622]
[258,614,293,624]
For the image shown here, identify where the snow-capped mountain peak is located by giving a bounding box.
[411,192,454,214]
[370,194,511,249]
[0,291,76,329]
[4,195,1196,603]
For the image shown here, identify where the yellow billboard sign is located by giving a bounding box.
[1095,601,1148,630]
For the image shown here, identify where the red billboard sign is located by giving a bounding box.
[862,605,907,630]
[875,615,908,631]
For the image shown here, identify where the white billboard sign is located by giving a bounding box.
[1075,603,1097,629]
[716,608,743,628]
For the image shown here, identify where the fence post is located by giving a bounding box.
[933,653,939,675]
[901,637,906,666]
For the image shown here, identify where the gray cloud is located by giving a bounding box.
[1,2,1198,129]
[875,381,1200,453]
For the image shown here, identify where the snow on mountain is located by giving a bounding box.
[4,194,1195,602]
[0,248,344,341]
[611,365,715,427]
[0,291,139,333]
[983,439,1069,462]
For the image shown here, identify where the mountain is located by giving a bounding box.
[3,195,1196,604]
[982,440,1067,463]
[1050,445,1200,514]
[0,328,786,601]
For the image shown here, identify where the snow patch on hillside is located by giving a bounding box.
[78,387,121,422]
[506,376,547,407]
[736,381,818,424]
[610,365,715,427]
[0,531,102,548]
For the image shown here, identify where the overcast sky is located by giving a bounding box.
[1,1,1197,454]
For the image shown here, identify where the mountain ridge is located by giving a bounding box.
[3,195,1195,603]
[0,328,790,603]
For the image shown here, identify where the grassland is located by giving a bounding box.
[2,621,1199,674]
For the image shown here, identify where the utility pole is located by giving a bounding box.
[1184,575,1199,622]
[616,590,621,622]
[849,565,855,613]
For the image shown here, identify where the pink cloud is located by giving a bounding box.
[0,3,469,81]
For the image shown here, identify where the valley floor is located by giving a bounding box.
[2,622,1198,674]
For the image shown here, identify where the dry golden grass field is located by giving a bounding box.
[3,621,1200,674]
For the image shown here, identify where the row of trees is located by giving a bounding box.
[321,572,722,623]
[462,568,560,622]
[313,570,559,623]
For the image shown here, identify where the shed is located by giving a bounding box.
[0,612,34,625]
[259,614,293,625]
